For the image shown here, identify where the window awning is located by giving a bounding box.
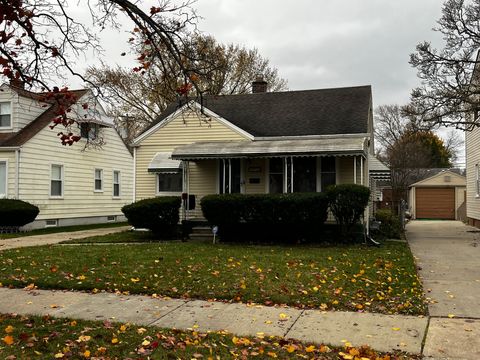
[171,137,368,160]
[148,152,182,173]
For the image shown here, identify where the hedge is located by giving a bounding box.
[0,199,39,227]
[373,209,403,239]
[327,184,371,242]
[121,196,181,236]
[200,193,329,243]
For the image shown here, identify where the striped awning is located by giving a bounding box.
[148,152,182,173]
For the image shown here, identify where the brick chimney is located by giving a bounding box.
[252,77,268,93]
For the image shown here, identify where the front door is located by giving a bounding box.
[219,159,241,194]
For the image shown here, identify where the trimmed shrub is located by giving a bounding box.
[122,197,181,236]
[200,193,329,243]
[327,184,371,242]
[0,199,39,227]
[373,209,403,239]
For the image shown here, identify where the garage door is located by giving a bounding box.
[416,187,455,219]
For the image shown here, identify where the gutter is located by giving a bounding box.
[254,133,372,141]
[0,146,20,151]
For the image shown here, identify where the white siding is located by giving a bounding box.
[466,126,480,221]
[0,85,47,133]
[19,124,133,220]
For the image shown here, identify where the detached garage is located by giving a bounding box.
[409,170,466,220]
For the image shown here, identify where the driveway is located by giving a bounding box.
[407,220,480,359]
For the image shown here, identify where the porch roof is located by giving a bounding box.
[171,137,368,160]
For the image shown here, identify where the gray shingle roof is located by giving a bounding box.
[144,85,372,138]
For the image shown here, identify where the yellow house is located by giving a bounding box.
[0,83,133,229]
[132,83,374,220]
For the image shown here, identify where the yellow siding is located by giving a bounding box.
[337,157,354,184]
[413,172,466,187]
[0,151,16,198]
[135,109,249,202]
[19,124,133,220]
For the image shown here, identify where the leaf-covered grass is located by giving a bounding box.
[0,313,419,359]
[0,241,427,315]
[0,222,128,239]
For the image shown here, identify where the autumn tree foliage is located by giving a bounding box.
[407,0,480,129]
[86,34,287,143]
[0,0,205,144]
[375,104,457,206]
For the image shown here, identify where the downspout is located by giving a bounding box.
[133,147,136,202]
[15,148,20,199]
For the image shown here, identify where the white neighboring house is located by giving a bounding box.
[0,82,133,229]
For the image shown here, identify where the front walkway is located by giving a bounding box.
[0,225,130,250]
[407,220,480,359]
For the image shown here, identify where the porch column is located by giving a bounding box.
[290,156,294,193]
[222,159,226,193]
[283,157,288,193]
[360,156,363,185]
[228,159,232,194]
[353,156,357,184]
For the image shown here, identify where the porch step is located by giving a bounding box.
[189,226,214,241]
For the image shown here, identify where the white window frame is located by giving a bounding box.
[0,101,12,129]
[113,170,121,198]
[50,164,64,198]
[0,159,7,199]
[94,168,103,192]
[476,164,480,198]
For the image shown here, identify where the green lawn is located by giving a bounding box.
[0,222,128,239]
[0,313,417,359]
[0,239,426,315]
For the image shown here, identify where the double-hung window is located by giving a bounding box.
[0,161,6,198]
[158,172,182,193]
[94,169,103,191]
[113,170,121,197]
[50,164,63,197]
[0,102,11,128]
[320,157,336,191]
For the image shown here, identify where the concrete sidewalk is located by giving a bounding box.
[0,287,428,355]
[0,225,130,250]
[407,220,480,359]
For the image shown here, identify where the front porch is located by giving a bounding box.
[148,137,370,220]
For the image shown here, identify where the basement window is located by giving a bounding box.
[45,219,58,227]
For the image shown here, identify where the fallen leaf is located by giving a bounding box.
[3,335,14,345]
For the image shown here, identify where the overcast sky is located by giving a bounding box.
[192,0,444,107]
[73,0,463,163]
[83,0,445,107]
